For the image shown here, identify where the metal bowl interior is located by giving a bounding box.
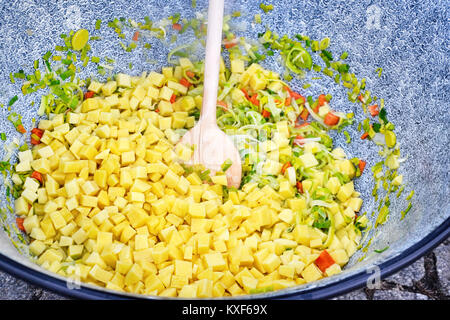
[0,0,448,299]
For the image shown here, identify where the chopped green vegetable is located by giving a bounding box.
[406,190,415,201]
[259,3,274,13]
[376,67,383,78]
[221,159,233,172]
[379,108,388,124]
[401,202,412,220]
[374,246,389,253]
[95,19,102,30]
[343,131,351,144]
[8,96,18,107]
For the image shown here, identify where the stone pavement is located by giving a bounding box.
[0,238,448,300]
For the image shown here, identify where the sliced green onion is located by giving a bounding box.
[259,3,274,13]
[343,131,351,144]
[374,246,389,253]
[95,19,102,30]
[406,190,414,201]
[319,37,330,50]
[221,159,233,172]
[8,96,18,107]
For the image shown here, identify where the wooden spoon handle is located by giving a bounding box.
[200,0,225,126]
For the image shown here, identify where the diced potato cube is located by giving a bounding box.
[179,57,194,70]
[301,263,323,282]
[249,72,267,91]
[231,59,245,73]
[90,265,114,284]
[347,197,363,212]
[147,86,160,100]
[299,152,318,168]
[29,240,46,256]
[80,195,98,207]
[211,175,228,186]
[157,100,173,117]
[24,177,40,192]
[338,160,356,179]
[16,161,31,172]
[116,73,132,88]
[189,203,206,219]
[337,181,354,202]
[102,81,117,96]
[159,86,174,101]
[148,71,165,87]
[204,252,227,271]
[121,150,135,166]
[231,87,246,104]
[174,260,192,278]
[329,249,349,266]
[37,146,54,159]
[21,188,38,203]
[167,80,188,95]
[162,169,179,189]
[262,254,281,273]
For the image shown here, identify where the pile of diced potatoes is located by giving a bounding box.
[13,58,364,297]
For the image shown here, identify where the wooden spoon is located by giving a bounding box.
[178,0,242,188]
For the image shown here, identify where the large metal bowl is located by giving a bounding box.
[0,0,448,299]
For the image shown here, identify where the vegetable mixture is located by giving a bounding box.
[2,6,411,298]
[11,58,367,297]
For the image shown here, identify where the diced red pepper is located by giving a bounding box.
[179,78,191,88]
[17,124,26,134]
[31,128,44,138]
[249,94,260,107]
[217,100,228,110]
[295,122,310,129]
[318,94,327,107]
[324,112,340,126]
[132,31,140,41]
[358,94,365,103]
[186,70,195,79]
[170,94,176,104]
[299,108,309,121]
[315,250,335,272]
[155,108,160,113]
[241,88,250,101]
[31,171,43,184]
[224,40,238,49]
[293,135,305,146]
[284,97,291,106]
[368,104,379,117]
[313,104,320,113]
[358,159,367,174]
[281,162,292,174]
[31,138,40,145]
[285,86,304,101]
[296,181,303,193]
[261,109,271,118]
[172,23,182,31]
[360,132,369,140]
[16,218,25,232]
[84,91,95,100]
